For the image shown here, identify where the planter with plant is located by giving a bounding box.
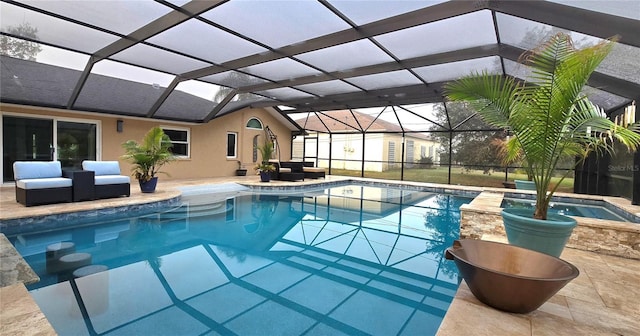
[121,126,176,193]
[492,137,536,190]
[236,161,247,176]
[445,33,640,256]
[255,140,275,182]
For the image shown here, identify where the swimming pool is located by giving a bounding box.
[9,184,472,336]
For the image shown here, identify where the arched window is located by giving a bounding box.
[246,117,263,130]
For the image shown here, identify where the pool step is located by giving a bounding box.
[46,242,76,273]
[44,242,109,283]
[146,201,233,221]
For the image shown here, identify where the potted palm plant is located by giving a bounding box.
[236,161,247,176]
[255,140,275,182]
[445,33,640,256]
[121,126,176,193]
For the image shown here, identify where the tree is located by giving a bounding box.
[416,155,434,169]
[423,194,466,281]
[0,22,42,61]
[445,33,640,220]
[429,101,504,173]
[454,132,504,174]
[212,72,261,103]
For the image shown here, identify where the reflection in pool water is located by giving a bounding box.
[10,185,471,336]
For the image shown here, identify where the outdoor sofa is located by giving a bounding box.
[13,160,130,206]
[13,161,73,206]
[269,160,305,182]
[302,162,326,179]
[279,161,326,179]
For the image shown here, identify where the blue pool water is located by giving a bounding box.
[9,184,471,336]
[501,198,634,222]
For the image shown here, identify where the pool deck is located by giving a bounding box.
[1,175,639,335]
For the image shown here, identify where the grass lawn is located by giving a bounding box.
[330,166,574,193]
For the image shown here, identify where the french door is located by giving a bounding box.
[2,115,98,182]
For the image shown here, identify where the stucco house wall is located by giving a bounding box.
[295,132,440,172]
[0,103,292,182]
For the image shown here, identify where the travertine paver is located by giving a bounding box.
[437,241,640,336]
[0,283,56,336]
[1,177,639,335]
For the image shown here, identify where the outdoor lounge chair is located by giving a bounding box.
[13,161,73,206]
[82,161,130,199]
[302,162,325,179]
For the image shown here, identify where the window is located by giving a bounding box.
[227,132,237,158]
[388,141,395,163]
[246,117,263,130]
[162,127,190,157]
[253,135,259,162]
[225,197,236,222]
[406,140,414,161]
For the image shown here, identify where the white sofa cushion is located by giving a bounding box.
[94,175,130,186]
[13,161,62,180]
[82,160,122,176]
[303,167,325,173]
[16,177,72,190]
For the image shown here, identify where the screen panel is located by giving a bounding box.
[374,10,496,60]
[147,19,267,64]
[547,0,640,20]
[0,42,89,108]
[253,88,314,101]
[155,80,227,121]
[345,70,422,91]
[239,58,323,82]
[1,2,119,53]
[294,80,361,97]
[200,71,270,88]
[75,60,175,115]
[18,0,172,35]
[201,0,350,49]
[111,44,211,75]
[413,57,502,83]
[328,0,446,25]
[296,39,395,73]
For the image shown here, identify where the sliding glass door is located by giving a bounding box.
[57,121,97,169]
[2,115,98,182]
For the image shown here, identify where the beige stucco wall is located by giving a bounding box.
[1,103,292,181]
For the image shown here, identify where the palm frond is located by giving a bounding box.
[444,32,636,219]
[444,71,519,129]
[121,127,176,181]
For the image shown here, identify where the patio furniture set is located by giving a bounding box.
[269,161,326,182]
[13,160,130,207]
[12,159,324,206]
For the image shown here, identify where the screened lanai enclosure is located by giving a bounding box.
[1,0,639,203]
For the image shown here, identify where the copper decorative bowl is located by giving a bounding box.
[445,239,579,314]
